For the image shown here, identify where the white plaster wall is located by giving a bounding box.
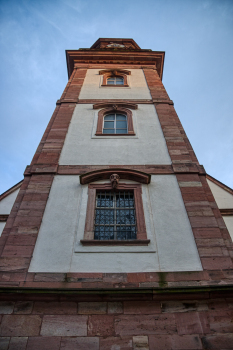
[0,189,20,214]
[207,179,233,209]
[29,175,202,273]
[59,104,171,165]
[149,175,202,272]
[223,216,233,242]
[0,222,6,237]
[79,69,151,100]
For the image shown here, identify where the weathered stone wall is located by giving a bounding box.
[0,293,232,349]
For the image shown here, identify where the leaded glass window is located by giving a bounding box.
[94,191,137,240]
[107,76,124,85]
[103,114,127,134]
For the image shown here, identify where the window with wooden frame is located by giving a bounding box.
[99,69,130,87]
[81,183,150,246]
[107,76,124,85]
[96,107,135,136]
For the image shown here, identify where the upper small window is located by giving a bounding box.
[107,76,124,85]
[103,113,127,134]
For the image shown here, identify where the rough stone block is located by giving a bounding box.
[0,315,41,336]
[40,315,87,336]
[14,301,33,314]
[161,301,208,313]
[175,312,203,335]
[100,336,133,349]
[33,302,77,315]
[0,301,14,314]
[88,315,114,337]
[124,301,161,314]
[26,336,61,350]
[115,314,176,336]
[108,302,123,314]
[8,337,28,350]
[78,302,107,314]
[0,337,10,350]
[149,334,202,349]
[201,257,233,270]
[103,273,127,283]
[201,333,233,349]
[208,310,233,333]
[60,337,99,350]
[133,335,149,349]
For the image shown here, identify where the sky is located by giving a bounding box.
[0,0,233,194]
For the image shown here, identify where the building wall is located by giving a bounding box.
[79,68,152,100]
[0,295,232,350]
[0,188,20,236]
[0,189,20,215]
[207,179,233,209]
[207,178,233,241]
[29,175,202,273]
[59,104,171,165]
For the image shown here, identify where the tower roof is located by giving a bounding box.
[90,38,141,49]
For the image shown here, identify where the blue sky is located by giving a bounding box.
[0,0,233,194]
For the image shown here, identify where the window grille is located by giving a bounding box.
[94,191,137,240]
[103,114,127,134]
[107,76,124,85]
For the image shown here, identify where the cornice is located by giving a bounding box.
[66,49,165,80]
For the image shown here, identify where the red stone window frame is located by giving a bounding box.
[99,69,130,87]
[96,107,135,136]
[81,183,149,246]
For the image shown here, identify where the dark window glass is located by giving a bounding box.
[103,114,128,134]
[107,77,124,85]
[94,191,137,240]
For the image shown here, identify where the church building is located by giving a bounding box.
[0,38,233,350]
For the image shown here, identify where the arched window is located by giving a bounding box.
[95,105,136,136]
[107,76,124,85]
[103,113,127,134]
[99,69,130,87]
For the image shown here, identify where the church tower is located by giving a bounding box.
[0,38,233,349]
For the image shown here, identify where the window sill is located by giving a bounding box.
[101,84,129,87]
[95,133,136,136]
[80,239,150,246]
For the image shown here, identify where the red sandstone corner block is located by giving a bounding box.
[26,336,61,350]
[149,334,202,350]
[8,337,28,350]
[60,337,99,350]
[78,302,107,314]
[115,314,177,336]
[40,315,87,336]
[88,315,115,337]
[201,257,233,270]
[0,315,42,336]
[0,257,30,272]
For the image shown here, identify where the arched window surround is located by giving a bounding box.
[99,69,130,87]
[95,106,135,136]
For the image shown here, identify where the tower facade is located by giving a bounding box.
[0,38,233,349]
